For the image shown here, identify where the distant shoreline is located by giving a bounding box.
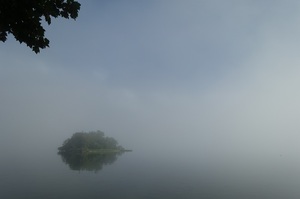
[58,148,132,155]
[83,149,132,155]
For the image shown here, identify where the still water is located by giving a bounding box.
[2,146,300,199]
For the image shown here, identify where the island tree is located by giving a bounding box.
[58,130,126,154]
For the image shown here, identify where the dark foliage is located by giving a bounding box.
[0,0,80,53]
[58,130,125,154]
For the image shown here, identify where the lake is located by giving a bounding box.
[2,145,300,199]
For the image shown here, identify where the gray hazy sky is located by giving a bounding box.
[1,0,300,158]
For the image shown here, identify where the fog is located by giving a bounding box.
[1,1,300,162]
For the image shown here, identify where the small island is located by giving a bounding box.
[58,130,131,155]
[58,130,131,172]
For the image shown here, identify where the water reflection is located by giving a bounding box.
[58,152,124,172]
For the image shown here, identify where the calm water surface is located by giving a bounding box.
[2,146,300,199]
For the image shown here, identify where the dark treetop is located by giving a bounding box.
[58,130,126,154]
[0,0,80,53]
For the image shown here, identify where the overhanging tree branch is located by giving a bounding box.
[0,0,81,53]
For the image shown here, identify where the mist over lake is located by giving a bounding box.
[2,0,300,198]
[2,135,300,199]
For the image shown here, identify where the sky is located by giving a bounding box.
[1,0,300,159]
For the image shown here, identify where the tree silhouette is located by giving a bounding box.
[58,130,125,154]
[0,0,80,53]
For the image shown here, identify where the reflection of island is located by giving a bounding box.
[58,130,131,172]
[59,151,124,172]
